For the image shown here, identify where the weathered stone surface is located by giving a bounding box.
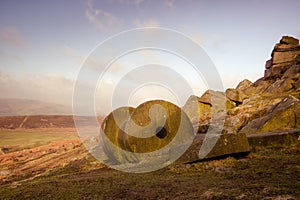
[224,114,249,133]
[258,104,295,134]
[178,133,250,163]
[243,78,270,96]
[273,43,300,52]
[182,95,211,133]
[270,36,300,69]
[265,78,295,94]
[101,106,134,151]
[199,90,225,105]
[295,54,300,64]
[101,106,137,164]
[226,88,247,103]
[102,100,195,165]
[265,59,272,69]
[125,100,194,153]
[267,64,291,79]
[294,101,300,128]
[239,95,300,135]
[197,123,210,134]
[282,64,300,79]
[264,68,272,77]
[247,129,300,150]
[184,92,234,135]
[183,95,211,115]
[204,133,251,159]
[198,90,235,111]
[272,50,300,67]
[236,79,252,91]
[280,36,299,45]
[295,79,300,91]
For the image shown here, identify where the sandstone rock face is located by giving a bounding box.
[182,95,211,134]
[178,133,250,163]
[198,90,235,111]
[239,95,299,135]
[280,36,299,45]
[183,36,300,136]
[265,59,272,69]
[183,90,235,135]
[268,36,300,74]
[247,129,300,150]
[225,88,248,104]
[198,90,225,105]
[295,54,300,64]
[236,79,253,91]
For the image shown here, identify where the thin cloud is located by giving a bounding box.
[133,19,160,27]
[0,27,25,50]
[85,0,120,31]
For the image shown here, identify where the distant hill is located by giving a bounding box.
[0,115,103,129]
[0,98,72,116]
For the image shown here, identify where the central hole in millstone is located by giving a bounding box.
[155,127,167,139]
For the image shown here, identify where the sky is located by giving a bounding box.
[0,0,300,115]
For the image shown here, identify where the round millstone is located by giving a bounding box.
[101,100,195,165]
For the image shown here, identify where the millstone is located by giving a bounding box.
[101,100,195,164]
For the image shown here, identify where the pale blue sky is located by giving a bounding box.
[0,0,300,114]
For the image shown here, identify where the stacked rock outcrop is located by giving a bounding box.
[184,36,300,136]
